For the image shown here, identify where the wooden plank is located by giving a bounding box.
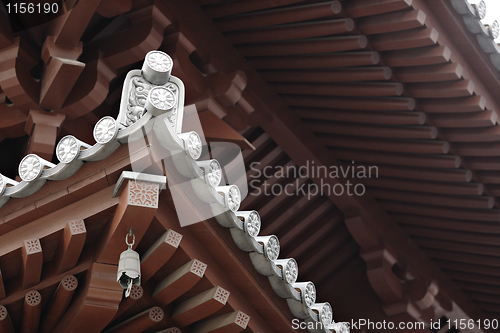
[152,259,207,306]
[172,286,230,327]
[21,239,43,289]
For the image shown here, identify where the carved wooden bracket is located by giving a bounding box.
[52,263,123,333]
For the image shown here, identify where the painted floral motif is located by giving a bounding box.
[214,286,230,304]
[129,285,143,300]
[146,51,173,73]
[93,116,117,144]
[190,259,207,277]
[24,239,41,254]
[128,181,159,208]
[25,290,41,306]
[62,275,78,290]
[56,136,79,163]
[19,155,42,181]
[149,307,164,322]
[165,229,182,248]
[235,311,250,328]
[69,220,86,235]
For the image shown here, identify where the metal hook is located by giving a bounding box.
[126,228,135,249]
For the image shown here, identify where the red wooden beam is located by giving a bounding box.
[384,45,451,67]
[53,220,87,275]
[261,66,391,83]
[358,8,426,35]
[39,275,78,333]
[215,1,342,32]
[0,305,14,333]
[226,19,354,44]
[21,239,43,289]
[20,290,42,333]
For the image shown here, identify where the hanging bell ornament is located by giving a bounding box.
[117,229,141,297]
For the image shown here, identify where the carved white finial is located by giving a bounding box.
[142,50,173,85]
